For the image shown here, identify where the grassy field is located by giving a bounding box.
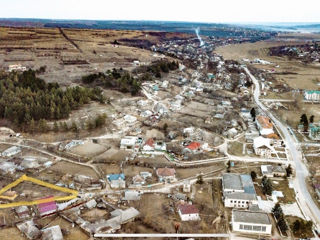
[228,141,244,156]
[0,26,186,85]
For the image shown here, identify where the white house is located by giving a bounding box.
[253,136,275,158]
[183,180,191,193]
[1,146,21,157]
[256,116,274,136]
[177,204,200,221]
[261,165,287,178]
[232,210,272,235]
[120,136,142,151]
[42,225,63,240]
[222,174,258,208]
[8,64,27,72]
[304,90,320,101]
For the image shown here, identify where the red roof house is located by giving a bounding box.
[177,204,200,221]
[156,167,176,182]
[143,138,155,151]
[186,142,201,151]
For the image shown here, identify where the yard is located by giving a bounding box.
[287,216,314,239]
[228,141,244,156]
[272,179,295,204]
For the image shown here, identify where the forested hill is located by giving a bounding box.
[0,70,104,131]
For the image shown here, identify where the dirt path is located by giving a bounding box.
[58,27,82,53]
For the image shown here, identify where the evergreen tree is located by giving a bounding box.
[262,176,273,195]
[29,118,36,133]
[53,122,59,132]
[250,108,256,121]
[272,203,283,219]
[71,121,78,133]
[310,115,314,123]
[300,114,309,132]
[250,171,257,180]
[286,164,293,177]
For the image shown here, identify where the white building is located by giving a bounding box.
[107,174,126,189]
[177,204,200,221]
[65,140,84,150]
[1,146,21,157]
[183,180,191,193]
[261,165,287,178]
[120,136,142,151]
[222,174,258,208]
[232,210,272,235]
[253,136,275,158]
[8,64,27,72]
[304,90,320,101]
[256,116,274,136]
[42,225,63,240]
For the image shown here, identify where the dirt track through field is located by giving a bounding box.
[59,27,82,52]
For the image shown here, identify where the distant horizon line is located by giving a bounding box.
[0,17,320,25]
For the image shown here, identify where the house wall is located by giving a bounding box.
[232,221,272,235]
[178,210,200,221]
[141,150,165,155]
[2,147,21,157]
[254,148,272,158]
[273,172,286,177]
[225,199,257,208]
[256,121,274,135]
[110,180,126,189]
[261,172,273,178]
[120,144,134,150]
[305,93,320,101]
[159,176,176,182]
[222,188,244,194]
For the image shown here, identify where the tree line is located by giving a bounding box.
[82,60,179,95]
[0,70,105,131]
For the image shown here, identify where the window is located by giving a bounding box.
[230,200,233,203]
[244,225,252,231]
[253,226,262,231]
[262,226,266,232]
[240,224,244,230]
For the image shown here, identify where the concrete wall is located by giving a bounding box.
[232,221,272,235]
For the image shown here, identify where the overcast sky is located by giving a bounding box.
[1,0,320,23]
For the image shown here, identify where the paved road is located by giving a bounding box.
[244,67,320,232]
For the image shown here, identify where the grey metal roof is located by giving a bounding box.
[222,174,243,190]
[233,210,271,225]
[222,174,256,195]
[225,192,257,201]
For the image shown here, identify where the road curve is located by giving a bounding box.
[244,67,320,232]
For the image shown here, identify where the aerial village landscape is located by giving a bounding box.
[0,15,319,240]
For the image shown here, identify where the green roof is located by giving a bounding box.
[305,90,320,94]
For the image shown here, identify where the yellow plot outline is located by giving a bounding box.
[0,174,78,208]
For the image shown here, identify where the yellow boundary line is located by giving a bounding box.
[0,175,78,208]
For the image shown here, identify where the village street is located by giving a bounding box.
[244,67,320,233]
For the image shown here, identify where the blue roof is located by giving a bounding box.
[107,174,125,181]
[240,175,256,194]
